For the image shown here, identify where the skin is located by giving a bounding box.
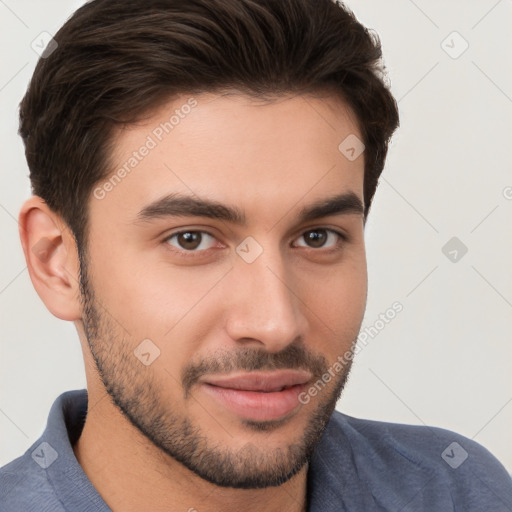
[19,92,367,512]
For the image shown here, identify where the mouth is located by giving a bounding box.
[199,370,312,422]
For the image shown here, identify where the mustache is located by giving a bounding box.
[181,343,328,396]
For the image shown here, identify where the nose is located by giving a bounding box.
[223,248,308,352]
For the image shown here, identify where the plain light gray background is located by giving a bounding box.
[1,0,511,471]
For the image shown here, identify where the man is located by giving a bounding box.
[1,0,511,510]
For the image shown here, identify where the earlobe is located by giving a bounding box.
[19,196,82,321]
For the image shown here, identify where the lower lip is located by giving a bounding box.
[200,383,306,422]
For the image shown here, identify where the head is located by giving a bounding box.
[19,0,398,489]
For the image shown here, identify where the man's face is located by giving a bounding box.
[80,93,367,488]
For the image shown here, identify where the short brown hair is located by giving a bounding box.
[19,0,399,250]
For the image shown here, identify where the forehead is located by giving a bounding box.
[91,92,365,226]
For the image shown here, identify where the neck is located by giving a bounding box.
[73,388,308,512]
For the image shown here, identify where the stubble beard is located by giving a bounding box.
[78,257,354,489]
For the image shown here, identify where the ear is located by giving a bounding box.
[19,196,82,321]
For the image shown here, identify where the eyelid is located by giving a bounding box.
[160,225,347,257]
[292,226,346,243]
[162,228,224,255]
[161,225,221,242]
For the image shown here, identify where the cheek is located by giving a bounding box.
[88,239,230,352]
[300,254,367,352]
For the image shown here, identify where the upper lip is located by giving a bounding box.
[201,370,312,392]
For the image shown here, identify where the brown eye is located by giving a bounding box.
[166,231,216,251]
[294,229,341,249]
[303,229,328,248]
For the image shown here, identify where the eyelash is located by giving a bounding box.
[162,228,347,257]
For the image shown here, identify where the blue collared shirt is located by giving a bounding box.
[1,390,511,511]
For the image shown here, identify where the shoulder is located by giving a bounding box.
[312,410,512,511]
[0,450,65,512]
[327,411,504,468]
[0,389,89,512]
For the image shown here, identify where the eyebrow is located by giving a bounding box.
[135,191,364,225]
[297,192,364,223]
